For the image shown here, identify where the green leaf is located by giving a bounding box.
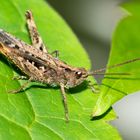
[93,1,140,116]
[0,0,121,139]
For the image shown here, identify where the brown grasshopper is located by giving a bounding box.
[0,10,140,122]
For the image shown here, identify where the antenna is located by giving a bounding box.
[88,57,140,75]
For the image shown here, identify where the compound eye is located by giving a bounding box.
[75,71,82,79]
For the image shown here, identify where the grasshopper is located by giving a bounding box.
[0,10,140,122]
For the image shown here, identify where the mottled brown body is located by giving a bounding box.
[0,11,88,122]
[0,30,88,88]
[0,11,140,122]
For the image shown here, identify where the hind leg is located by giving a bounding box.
[25,10,48,53]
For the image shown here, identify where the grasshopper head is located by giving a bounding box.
[65,67,88,88]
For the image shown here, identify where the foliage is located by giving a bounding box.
[93,1,140,117]
[0,0,140,139]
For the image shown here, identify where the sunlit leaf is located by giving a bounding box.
[0,0,121,139]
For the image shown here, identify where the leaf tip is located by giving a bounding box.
[91,106,101,117]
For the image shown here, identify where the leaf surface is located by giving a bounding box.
[0,0,122,139]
